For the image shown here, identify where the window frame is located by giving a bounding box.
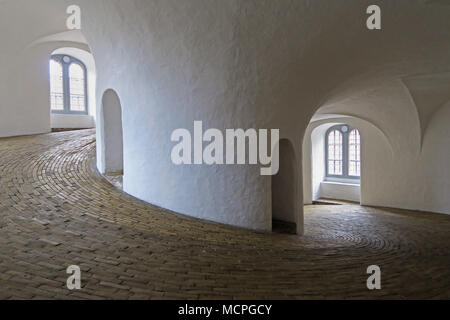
[325,125,361,181]
[50,54,88,115]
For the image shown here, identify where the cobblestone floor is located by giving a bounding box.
[0,129,449,299]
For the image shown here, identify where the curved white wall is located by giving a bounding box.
[1,0,449,234]
[80,0,449,232]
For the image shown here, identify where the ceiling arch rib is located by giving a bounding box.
[401,72,450,151]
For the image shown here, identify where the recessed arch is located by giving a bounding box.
[272,138,298,234]
[100,89,124,176]
[303,114,397,208]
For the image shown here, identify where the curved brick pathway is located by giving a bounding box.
[0,130,449,299]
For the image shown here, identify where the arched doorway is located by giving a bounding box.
[100,89,123,181]
[272,138,298,234]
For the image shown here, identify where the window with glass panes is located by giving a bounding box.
[49,55,88,114]
[326,125,361,180]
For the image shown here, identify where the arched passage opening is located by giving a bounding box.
[272,138,298,234]
[100,89,124,187]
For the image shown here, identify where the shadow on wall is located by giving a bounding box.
[272,139,298,234]
[100,89,124,175]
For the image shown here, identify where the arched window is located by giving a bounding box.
[326,125,361,180]
[49,55,88,114]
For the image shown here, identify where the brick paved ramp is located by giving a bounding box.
[0,129,449,299]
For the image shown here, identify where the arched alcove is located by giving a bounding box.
[101,89,124,176]
[303,122,342,204]
[303,114,398,210]
[272,138,298,234]
[306,122,362,204]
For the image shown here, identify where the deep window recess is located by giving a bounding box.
[50,54,88,115]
